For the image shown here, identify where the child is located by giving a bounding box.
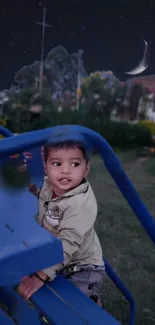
[18,130,105,306]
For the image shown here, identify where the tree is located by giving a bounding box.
[44,45,87,99]
[14,46,87,100]
[80,71,124,120]
[15,61,40,89]
[5,89,57,133]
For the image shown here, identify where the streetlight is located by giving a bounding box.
[76,49,83,110]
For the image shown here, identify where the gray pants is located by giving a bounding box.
[59,264,105,297]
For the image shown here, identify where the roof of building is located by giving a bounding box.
[131,75,155,94]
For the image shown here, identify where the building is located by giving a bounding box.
[132,75,155,94]
[131,75,155,121]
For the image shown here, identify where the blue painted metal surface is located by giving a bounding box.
[0,279,122,325]
[0,125,15,138]
[0,125,27,163]
[0,308,16,325]
[0,163,63,286]
[0,124,154,324]
[0,286,41,325]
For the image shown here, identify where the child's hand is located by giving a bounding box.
[18,274,45,301]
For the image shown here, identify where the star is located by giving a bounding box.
[18,3,22,11]
[120,14,126,20]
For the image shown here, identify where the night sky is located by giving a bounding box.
[0,0,154,90]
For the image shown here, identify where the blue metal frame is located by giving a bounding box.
[105,261,136,325]
[0,124,155,325]
[0,126,27,162]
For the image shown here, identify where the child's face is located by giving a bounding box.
[45,146,90,196]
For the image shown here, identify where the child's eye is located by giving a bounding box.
[71,162,80,167]
[53,162,61,166]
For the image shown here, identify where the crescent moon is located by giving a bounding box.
[125,39,148,76]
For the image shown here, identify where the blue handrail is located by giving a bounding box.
[0,125,27,162]
[105,260,136,325]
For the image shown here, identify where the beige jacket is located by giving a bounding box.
[37,176,104,280]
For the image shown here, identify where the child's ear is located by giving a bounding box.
[84,162,90,178]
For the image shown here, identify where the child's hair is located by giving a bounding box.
[43,140,89,164]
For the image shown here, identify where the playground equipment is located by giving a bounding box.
[0,124,155,325]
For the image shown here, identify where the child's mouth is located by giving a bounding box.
[59,178,71,183]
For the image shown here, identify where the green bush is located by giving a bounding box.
[95,120,152,149]
[3,108,152,149]
[45,112,152,149]
[85,120,152,149]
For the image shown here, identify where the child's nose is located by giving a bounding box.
[61,163,70,173]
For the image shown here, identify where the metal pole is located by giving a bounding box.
[40,7,46,94]
[36,8,52,95]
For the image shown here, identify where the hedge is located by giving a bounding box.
[138,120,155,136]
[1,111,152,149]
[82,119,152,149]
[30,112,153,149]
[0,119,7,138]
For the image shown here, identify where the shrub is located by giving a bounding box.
[2,107,152,149]
[0,119,8,138]
[50,112,152,149]
[0,118,7,127]
[82,119,152,149]
[138,120,155,135]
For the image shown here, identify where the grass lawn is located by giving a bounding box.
[89,151,155,325]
